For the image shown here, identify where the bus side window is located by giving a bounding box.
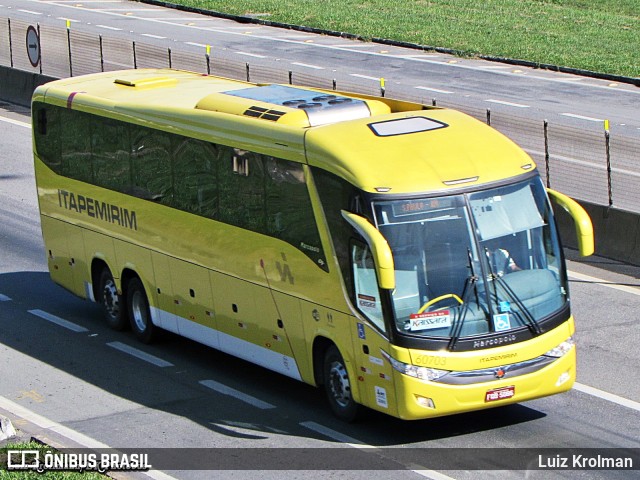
[60,108,92,182]
[352,241,385,332]
[265,157,326,268]
[91,117,131,193]
[173,139,218,217]
[33,103,62,173]
[218,146,266,233]
[130,128,173,203]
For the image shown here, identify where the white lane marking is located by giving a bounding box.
[185,41,207,47]
[331,43,378,48]
[18,9,42,15]
[300,421,375,449]
[300,421,455,479]
[141,33,166,39]
[415,86,453,94]
[568,270,640,296]
[28,309,88,333]
[99,8,164,11]
[0,116,30,128]
[486,99,530,108]
[107,341,174,367]
[0,396,178,480]
[199,379,276,410]
[395,54,441,59]
[291,62,324,70]
[573,382,640,413]
[0,294,12,301]
[236,51,267,58]
[56,17,80,22]
[350,73,380,81]
[95,24,122,31]
[561,112,604,122]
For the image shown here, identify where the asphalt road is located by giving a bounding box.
[1,98,640,479]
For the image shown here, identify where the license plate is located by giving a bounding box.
[485,385,515,402]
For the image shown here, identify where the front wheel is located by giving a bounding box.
[323,345,360,422]
[98,267,128,330]
[127,277,156,344]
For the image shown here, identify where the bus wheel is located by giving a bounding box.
[323,345,360,422]
[127,277,156,344]
[98,267,128,331]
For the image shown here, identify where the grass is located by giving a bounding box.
[155,0,639,77]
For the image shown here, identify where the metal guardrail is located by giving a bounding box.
[2,16,638,214]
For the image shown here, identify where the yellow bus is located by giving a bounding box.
[32,68,593,421]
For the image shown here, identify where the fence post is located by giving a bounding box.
[544,120,550,188]
[205,44,210,75]
[605,120,613,209]
[246,63,250,82]
[486,108,491,126]
[37,23,42,74]
[288,70,292,85]
[380,77,385,97]
[133,41,137,69]
[332,79,336,91]
[8,18,13,68]
[99,35,104,72]
[168,47,172,69]
[66,20,73,77]
[432,98,437,107]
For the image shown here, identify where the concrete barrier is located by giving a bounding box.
[1,65,638,266]
[0,65,57,107]
[555,200,640,265]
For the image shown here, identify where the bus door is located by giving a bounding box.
[350,241,398,415]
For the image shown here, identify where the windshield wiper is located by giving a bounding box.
[448,249,481,351]
[483,248,542,335]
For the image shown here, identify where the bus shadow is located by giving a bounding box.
[0,270,547,451]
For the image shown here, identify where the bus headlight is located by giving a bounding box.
[543,337,575,358]
[381,350,450,381]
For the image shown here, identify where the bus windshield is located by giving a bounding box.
[372,177,567,341]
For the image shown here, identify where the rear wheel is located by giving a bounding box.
[323,345,360,422]
[127,277,156,344]
[98,267,128,330]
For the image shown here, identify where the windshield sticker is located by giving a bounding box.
[358,294,377,310]
[499,301,511,313]
[375,386,388,408]
[493,313,512,332]
[409,310,452,331]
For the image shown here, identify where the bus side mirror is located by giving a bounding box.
[547,188,594,257]
[341,210,396,290]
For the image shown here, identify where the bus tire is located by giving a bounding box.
[127,277,156,344]
[323,345,360,422]
[98,267,128,331]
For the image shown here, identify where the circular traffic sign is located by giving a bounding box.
[26,25,40,68]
